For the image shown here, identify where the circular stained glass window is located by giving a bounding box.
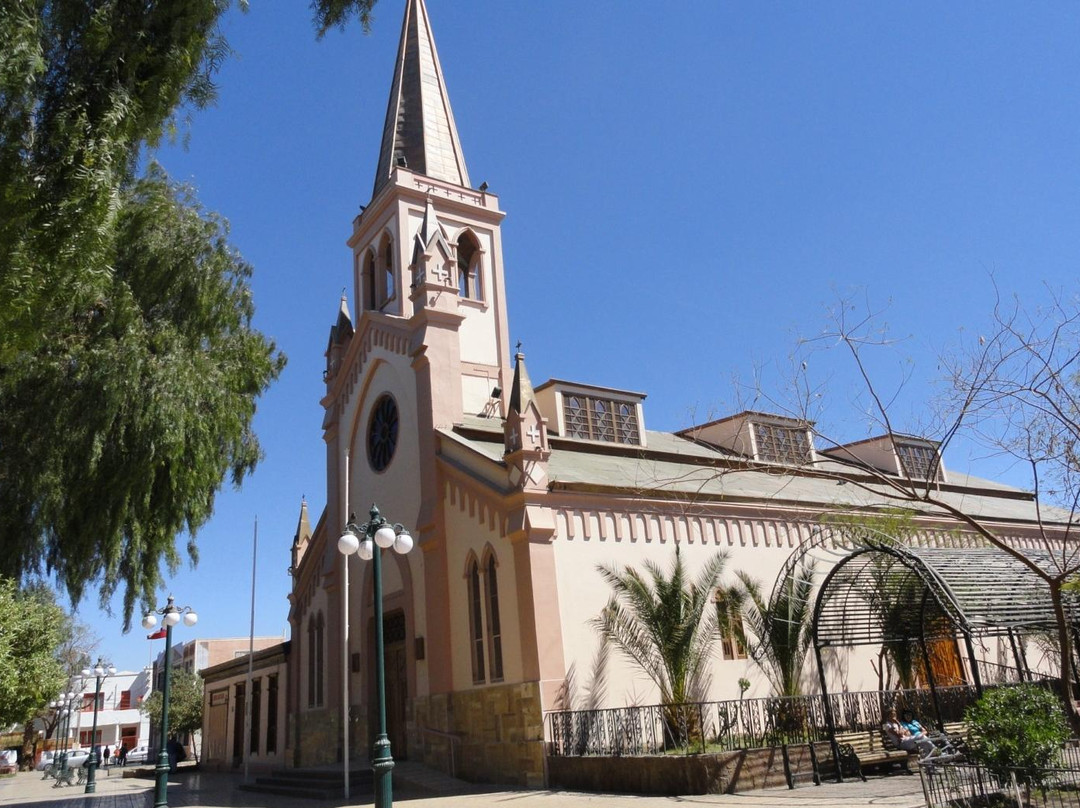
[367,394,399,472]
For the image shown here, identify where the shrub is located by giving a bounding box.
[964,684,1069,784]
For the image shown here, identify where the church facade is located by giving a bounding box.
[285,0,1064,787]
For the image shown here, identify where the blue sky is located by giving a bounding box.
[88,1,1080,672]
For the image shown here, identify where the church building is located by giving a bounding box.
[285,0,1064,787]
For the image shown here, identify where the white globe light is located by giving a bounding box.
[337,532,360,556]
[81,667,91,677]
[94,666,104,677]
[164,611,180,626]
[67,692,76,700]
[374,525,396,549]
[357,539,374,561]
[393,530,413,554]
[142,614,157,630]
[183,611,198,627]
[107,666,117,676]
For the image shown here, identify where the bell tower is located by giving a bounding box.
[338,0,512,426]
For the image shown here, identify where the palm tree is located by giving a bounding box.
[735,560,817,698]
[592,546,729,709]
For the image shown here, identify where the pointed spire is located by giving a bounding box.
[419,196,442,245]
[508,343,535,414]
[374,0,470,196]
[335,291,353,338]
[292,497,312,549]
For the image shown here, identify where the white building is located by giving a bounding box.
[71,668,151,755]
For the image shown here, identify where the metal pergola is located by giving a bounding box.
[802,535,1080,771]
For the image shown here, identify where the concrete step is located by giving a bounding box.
[238,767,374,800]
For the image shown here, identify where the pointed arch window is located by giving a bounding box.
[363,250,377,311]
[307,611,325,707]
[379,236,396,310]
[456,232,483,301]
[617,403,640,444]
[485,554,504,682]
[467,558,485,684]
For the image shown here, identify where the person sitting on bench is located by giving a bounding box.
[883,708,938,758]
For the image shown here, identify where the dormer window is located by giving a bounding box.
[563,394,640,444]
[896,442,941,481]
[752,422,811,464]
[536,380,646,447]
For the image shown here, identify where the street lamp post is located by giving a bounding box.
[81,657,117,793]
[339,504,413,808]
[48,686,80,785]
[141,596,198,808]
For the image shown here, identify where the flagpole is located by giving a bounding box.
[244,516,258,782]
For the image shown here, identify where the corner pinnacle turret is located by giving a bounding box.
[373,0,471,196]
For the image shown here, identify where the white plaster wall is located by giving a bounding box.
[550,511,883,709]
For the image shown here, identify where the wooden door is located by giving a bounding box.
[371,610,408,759]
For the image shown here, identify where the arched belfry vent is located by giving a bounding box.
[374,0,471,196]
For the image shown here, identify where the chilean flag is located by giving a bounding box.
[146,629,167,640]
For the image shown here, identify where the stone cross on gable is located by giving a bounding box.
[508,427,519,450]
[526,424,541,446]
[432,261,450,284]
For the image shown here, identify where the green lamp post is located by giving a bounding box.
[81,657,117,793]
[142,596,198,808]
[339,504,413,808]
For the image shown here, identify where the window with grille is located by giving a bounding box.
[563,395,640,444]
[752,422,811,464]
[897,443,940,480]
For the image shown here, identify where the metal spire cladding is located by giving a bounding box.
[373,0,471,196]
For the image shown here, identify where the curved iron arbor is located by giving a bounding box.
[757,524,1079,781]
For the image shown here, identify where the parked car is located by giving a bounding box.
[34,750,55,771]
[124,745,150,765]
[0,749,17,768]
[60,749,90,768]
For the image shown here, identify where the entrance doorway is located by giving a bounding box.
[370,610,408,758]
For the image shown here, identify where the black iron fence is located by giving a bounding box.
[920,746,1080,808]
[546,684,980,757]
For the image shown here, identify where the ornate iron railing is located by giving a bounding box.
[546,684,981,757]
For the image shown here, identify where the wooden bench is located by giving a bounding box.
[834,730,916,782]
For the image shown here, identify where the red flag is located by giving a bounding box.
[147,629,166,640]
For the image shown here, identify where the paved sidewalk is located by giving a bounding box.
[0,767,927,808]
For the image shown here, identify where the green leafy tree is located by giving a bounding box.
[0,2,286,621]
[592,547,729,707]
[141,670,204,760]
[0,579,67,729]
[965,684,1069,787]
[0,166,285,622]
[734,561,817,698]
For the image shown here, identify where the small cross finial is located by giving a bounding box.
[516,340,523,353]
